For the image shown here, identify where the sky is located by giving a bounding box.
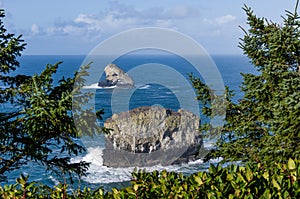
[1,0,298,55]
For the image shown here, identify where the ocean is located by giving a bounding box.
[2,54,254,190]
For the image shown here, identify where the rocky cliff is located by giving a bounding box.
[103,106,203,167]
[98,64,134,88]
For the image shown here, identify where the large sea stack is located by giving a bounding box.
[103,106,203,167]
[98,64,134,88]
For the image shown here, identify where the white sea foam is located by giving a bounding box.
[49,175,60,185]
[71,146,220,184]
[83,83,117,89]
[208,157,224,164]
[82,147,104,166]
[188,159,204,165]
[137,84,151,89]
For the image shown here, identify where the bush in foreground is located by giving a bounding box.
[1,158,299,198]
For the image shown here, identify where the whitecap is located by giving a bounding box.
[137,84,151,89]
[83,83,117,89]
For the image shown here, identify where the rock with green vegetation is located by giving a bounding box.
[103,106,203,167]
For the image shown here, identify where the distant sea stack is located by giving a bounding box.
[103,106,203,167]
[98,64,134,88]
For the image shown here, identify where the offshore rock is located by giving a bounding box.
[103,106,203,167]
[98,64,134,88]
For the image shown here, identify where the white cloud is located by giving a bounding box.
[32,2,237,46]
[215,14,236,25]
[45,4,176,39]
[74,14,102,32]
[165,5,198,18]
[47,25,84,36]
[202,14,237,29]
[75,14,99,26]
[72,12,138,34]
[154,19,173,28]
[62,25,83,34]
[31,24,39,34]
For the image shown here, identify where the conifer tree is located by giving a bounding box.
[191,1,300,166]
[0,9,98,182]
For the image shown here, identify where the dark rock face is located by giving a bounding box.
[98,79,115,87]
[98,64,134,88]
[103,106,203,167]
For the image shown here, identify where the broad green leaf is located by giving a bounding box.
[288,158,296,170]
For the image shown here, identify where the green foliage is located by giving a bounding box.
[191,2,300,166]
[0,10,25,75]
[0,174,105,198]
[0,9,102,182]
[127,159,300,198]
[1,159,299,198]
[1,1,300,197]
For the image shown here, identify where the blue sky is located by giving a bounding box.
[1,0,298,55]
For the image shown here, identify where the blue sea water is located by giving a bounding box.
[2,54,254,190]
